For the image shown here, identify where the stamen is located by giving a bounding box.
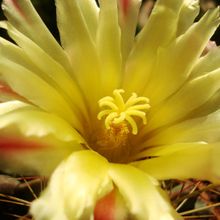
[98,89,150,135]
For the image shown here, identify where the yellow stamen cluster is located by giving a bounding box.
[97,89,150,135]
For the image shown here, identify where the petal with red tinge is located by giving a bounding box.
[0,101,85,175]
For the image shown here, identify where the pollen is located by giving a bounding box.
[97,89,151,135]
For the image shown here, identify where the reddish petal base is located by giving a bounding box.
[94,190,116,220]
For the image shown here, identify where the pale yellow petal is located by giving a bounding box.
[2,0,71,71]
[145,110,220,147]
[77,0,99,41]
[0,59,83,131]
[144,7,220,105]
[177,0,199,36]
[0,100,31,115]
[56,0,101,107]
[0,36,38,72]
[31,151,113,220]
[189,89,220,118]
[97,0,122,95]
[109,164,182,220]
[147,68,220,132]
[122,0,184,95]
[0,104,85,144]
[190,46,220,79]
[0,79,26,102]
[118,0,141,62]
[133,143,220,183]
[138,142,204,158]
[0,101,84,175]
[3,24,88,122]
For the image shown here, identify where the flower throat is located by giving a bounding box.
[94,89,150,162]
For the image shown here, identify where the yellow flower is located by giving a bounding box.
[0,0,220,219]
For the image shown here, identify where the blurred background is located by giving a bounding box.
[0,0,220,44]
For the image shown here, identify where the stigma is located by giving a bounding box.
[97,89,150,135]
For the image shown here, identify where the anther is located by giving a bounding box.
[97,89,150,135]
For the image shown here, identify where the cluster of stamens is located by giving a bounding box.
[97,89,150,135]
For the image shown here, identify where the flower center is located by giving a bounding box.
[92,89,150,162]
[98,89,150,135]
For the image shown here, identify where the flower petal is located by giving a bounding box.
[76,0,99,41]
[1,24,88,122]
[144,7,220,105]
[109,164,181,220]
[190,46,220,79]
[97,0,122,95]
[123,0,184,94]
[0,58,83,131]
[2,0,71,70]
[134,143,220,183]
[56,0,101,107]
[94,189,128,220]
[147,68,220,131]
[190,89,220,118]
[0,101,84,175]
[0,80,25,102]
[177,0,199,36]
[118,0,141,61]
[30,150,113,220]
[145,109,220,146]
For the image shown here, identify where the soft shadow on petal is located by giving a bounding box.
[190,46,220,79]
[144,7,220,106]
[145,67,220,132]
[109,164,182,220]
[0,101,84,175]
[133,143,220,184]
[2,24,89,124]
[0,58,84,131]
[56,0,101,109]
[0,80,26,102]
[31,150,113,220]
[177,0,200,36]
[142,109,220,147]
[123,0,184,95]
[76,0,99,41]
[189,89,220,118]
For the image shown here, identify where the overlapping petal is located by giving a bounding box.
[118,0,141,62]
[177,0,199,36]
[56,0,101,108]
[0,57,85,131]
[189,89,220,117]
[134,143,220,183]
[190,46,220,78]
[0,24,88,123]
[97,0,122,95]
[0,101,84,175]
[2,0,71,71]
[109,164,181,220]
[31,151,113,220]
[123,0,184,94]
[144,7,220,105]
[31,151,181,220]
[146,68,220,132]
[0,80,25,102]
[144,109,220,146]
